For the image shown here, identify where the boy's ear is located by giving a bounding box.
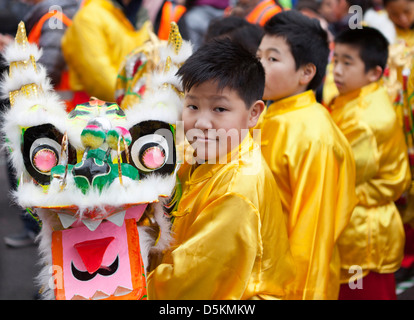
[248,100,265,128]
[367,66,383,82]
[299,63,317,87]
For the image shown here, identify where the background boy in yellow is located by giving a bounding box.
[255,10,357,300]
[62,0,151,102]
[384,0,414,47]
[147,39,295,300]
[329,26,411,299]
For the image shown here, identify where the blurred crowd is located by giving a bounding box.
[2,0,413,109]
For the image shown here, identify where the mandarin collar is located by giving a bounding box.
[185,133,257,185]
[264,90,316,117]
[329,81,381,111]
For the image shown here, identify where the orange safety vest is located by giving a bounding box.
[28,10,78,112]
[245,0,282,26]
[158,1,187,40]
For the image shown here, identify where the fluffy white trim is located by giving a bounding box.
[152,199,173,252]
[138,200,173,274]
[2,42,42,64]
[150,64,183,92]
[124,90,182,126]
[0,65,52,98]
[159,41,193,65]
[1,92,68,177]
[14,171,177,210]
[35,208,58,300]
[137,226,155,275]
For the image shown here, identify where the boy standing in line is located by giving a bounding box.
[256,10,357,299]
[147,38,295,300]
[329,26,411,299]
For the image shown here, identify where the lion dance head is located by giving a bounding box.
[1,22,192,300]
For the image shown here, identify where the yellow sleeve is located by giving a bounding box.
[357,128,411,206]
[285,140,355,299]
[340,120,379,185]
[62,6,119,101]
[147,193,265,300]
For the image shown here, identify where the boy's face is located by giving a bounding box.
[182,80,263,163]
[333,43,378,95]
[319,0,348,23]
[385,0,414,30]
[257,35,308,101]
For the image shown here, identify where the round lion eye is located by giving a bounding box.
[32,148,58,173]
[131,134,169,173]
[30,137,61,175]
[141,146,166,170]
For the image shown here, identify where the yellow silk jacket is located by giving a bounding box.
[396,26,414,48]
[147,134,295,300]
[322,62,339,107]
[403,65,414,227]
[329,81,411,281]
[61,0,151,101]
[323,27,414,108]
[256,90,357,300]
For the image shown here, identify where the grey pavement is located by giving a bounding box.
[0,150,40,300]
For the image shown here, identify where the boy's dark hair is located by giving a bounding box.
[204,16,264,54]
[334,26,389,73]
[177,38,265,108]
[204,16,250,42]
[264,10,329,91]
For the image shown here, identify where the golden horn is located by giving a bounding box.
[164,56,172,73]
[9,21,38,80]
[15,21,28,48]
[167,22,182,55]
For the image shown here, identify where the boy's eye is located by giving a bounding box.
[187,105,198,110]
[214,107,228,113]
[268,57,278,62]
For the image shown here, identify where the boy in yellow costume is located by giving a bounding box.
[384,0,414,282]
[61,0,151,102]
[255,10,357,300]
[329,26,411,299]
[384,0,414,47]
[147,38,295,299]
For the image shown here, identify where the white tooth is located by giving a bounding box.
[113,286,132,297]
[82,219,102,231]
[57,213,77,229]
[106,210,126,227]
[92,291,110,300]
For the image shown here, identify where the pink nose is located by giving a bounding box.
[142,147,165,169]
